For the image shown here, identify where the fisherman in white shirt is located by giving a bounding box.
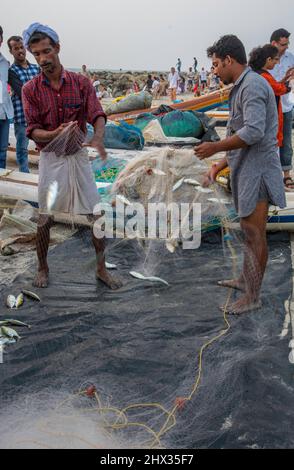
[168,67,179,102]
[270,28,294,189]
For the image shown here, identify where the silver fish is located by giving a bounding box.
[0,326,20,340]
[184,178,201,187]
[166,240,178,254]
[208,198,231,205]
[172,178,185,192]
[117,195,131,206]
[0,337,16,346]
[196,187,214,194]
[47,181,58,212]
[15,294,24,309]
[22,290,41,302]
[6,295,16,309]
[105,262,117,270]
[152,169,166,176]
[1,320,31,329]
[130,271,169,287]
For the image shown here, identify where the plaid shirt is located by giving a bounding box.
[10,62,40,125]
[22,68,107,150]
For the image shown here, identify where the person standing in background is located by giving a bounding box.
[249,44,294,172]
[200,67,208,91]
[194,57,198,73]
[0,26,14,169]
[8,35,40,173]
[270,28,294,189]
[168,67,179,102]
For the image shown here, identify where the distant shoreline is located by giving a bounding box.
[67,68,169,74]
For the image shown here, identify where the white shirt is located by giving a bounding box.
[0,54,14,120]
[168,72,179,89]
[271,50,294,113]
[152,79,160,89]
[200,70,207,81]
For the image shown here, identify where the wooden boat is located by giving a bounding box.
[2,169,294,232]
[107,88,231,124]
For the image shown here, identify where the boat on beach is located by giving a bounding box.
[1,167,294,232]
[107,88,231,124]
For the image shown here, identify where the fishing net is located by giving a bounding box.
[0,124,293,449]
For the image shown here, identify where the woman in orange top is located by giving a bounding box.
[249,45,294,187]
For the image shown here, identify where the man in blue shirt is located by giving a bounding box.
[0,26,14,169]
[8,36,39,173]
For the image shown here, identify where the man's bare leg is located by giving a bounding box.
[217,276,245,292]
[92,233,122,290]
[34,214,54,288]
[221,201,269,315]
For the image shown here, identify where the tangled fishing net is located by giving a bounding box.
[1,124,293,450]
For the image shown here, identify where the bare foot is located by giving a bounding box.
[220,296,262,316]
[217,278,245,292]
[33,270,49,288]
[96,268,123,290]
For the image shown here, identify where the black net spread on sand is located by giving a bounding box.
[0,229,294,449]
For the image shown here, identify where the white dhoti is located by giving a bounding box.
[39,148,99,215]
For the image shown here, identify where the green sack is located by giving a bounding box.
[160,110,203,138]
[134,113,156,131]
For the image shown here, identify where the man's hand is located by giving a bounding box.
[202,164,220,187]
[194,142,218,160]
[83,137,107,160]
[55,121,78,137]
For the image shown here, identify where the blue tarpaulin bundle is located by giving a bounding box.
[87,121,144,150]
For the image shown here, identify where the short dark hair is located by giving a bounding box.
[0,26,3,39]
[7,35,23,50]
[207,35,247,65]
[28,31,57,49]
[270,28,290,43]
[249,44,279,72]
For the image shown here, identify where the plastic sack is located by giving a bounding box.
[105,91,153,116]
[159,110,203,138]
[87,122,144,150]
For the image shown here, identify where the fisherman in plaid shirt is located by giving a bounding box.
[8,36,39,172]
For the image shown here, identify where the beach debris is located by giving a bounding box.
[172,178,185,192]
[130,271,169,287]
[0,326,20,340]
[15,294,24,309]
[0,320,31,329]
[105,262,117,270]
[22,290,41,302]
[117,194,131,206]
[6,295,16,309]
[196,187,214,194]
[184,178,201,187]
[152,169,167,177]
[47,181,58,212]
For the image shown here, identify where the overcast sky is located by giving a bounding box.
[1,0,294,71]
